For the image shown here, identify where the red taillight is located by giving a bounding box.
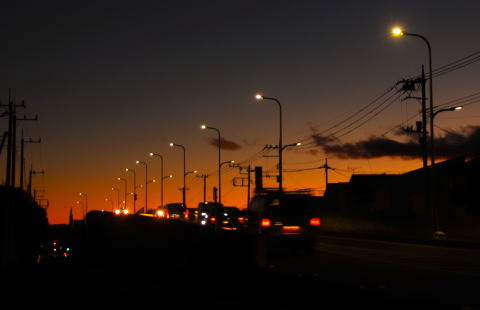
[210,217,216,223]
[185,209,189,219]
[261,218,271,227]
[238,216,245,223]
[166,210,170,219]
[310,217,321,226]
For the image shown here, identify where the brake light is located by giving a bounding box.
[261,218,271,227]
[310,217,321,226]
[166,210,170,219]
[210,217,216,223]
[185,209,189,219]
[238,216,246,223]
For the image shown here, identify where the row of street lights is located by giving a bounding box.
[77,94,300,218]
[76,26,461,231]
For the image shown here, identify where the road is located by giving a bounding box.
[268,234,480,308]
[8,214,480,309]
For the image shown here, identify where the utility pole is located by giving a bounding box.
[20,133,41,190]
[196,174,208,202]
[397,67,428,169]
[28,166,45,196]
[233,165,253,208]
[319,158,335,190]
[0,90,37,187]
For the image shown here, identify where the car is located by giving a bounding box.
[155,203,189,220]
[197,201,223,227]
[242,192,321,250]
[217,206,242,231]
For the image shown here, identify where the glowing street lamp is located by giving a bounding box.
[79,192,87,223]
[170,142,187,205]
[125,168,137,214]
[112,187,121,209]
[391,26,435,165]
[117,177,128,210]
[136,160,148,213]
[149,152,165,207]
[255,93,283,190]
[200,124,222,203]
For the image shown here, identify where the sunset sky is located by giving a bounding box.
[2,1,480,224]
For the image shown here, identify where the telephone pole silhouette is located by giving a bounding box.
[0,89,38,187]
[20,131,41,190]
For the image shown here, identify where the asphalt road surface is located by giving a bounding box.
[268,234,480,309]
[6,215,480,310]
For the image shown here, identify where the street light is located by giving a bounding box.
[255,94,283,190]
[125,168,137,214]
[75,200,85,222]
[432,106,463,152]
[201,124,222,203]
[79,192,87,223]
[111,187,120,209]
[391,26,435,165]
[221,160,235,167]
[149,152,165,207]
[117,177,128,210]
[169,142,187,206]
[136,160,148,213]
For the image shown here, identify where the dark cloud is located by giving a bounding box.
[310,126,480,160]
[209,137,241,151]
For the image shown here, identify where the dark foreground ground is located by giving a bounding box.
[4,212,479,310]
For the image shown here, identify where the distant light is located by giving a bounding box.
[391,27,404,37]
[169,142,174,147]
[224,213,228,216]
[149,152,154,156]
[454,106,463,110]
[296,142,302,146]
[201,124,207,130]
[193,170,198,174]
[169,174,173,178]
[255,94,263,100]
[115,209,121,215]
[201,220,207,225]
[310,217,321,226]
[261,218,271,227]
[122,209,129,215]
[125,168,129,171]
[136,160,140,164]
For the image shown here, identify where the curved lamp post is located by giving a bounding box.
[255,94,283,190]
[200,124,222,203]
[170,142,186,206]
[79,192,88,223]
[149,152,165,207]
[125,168,136,214]
[391,27,435,165]
[136,160,148,213]
[111,187,120,209]
[117,177,128,210]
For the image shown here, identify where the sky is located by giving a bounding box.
[1,0,480,224]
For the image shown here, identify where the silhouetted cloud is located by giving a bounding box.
[209,137,241,151]
[311,126,480,159]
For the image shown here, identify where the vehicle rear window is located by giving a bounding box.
[265,196,316,216]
